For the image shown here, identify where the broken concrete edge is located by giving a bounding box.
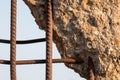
[23,0,120,80]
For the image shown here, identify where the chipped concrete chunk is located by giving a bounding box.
[23,0,120,80]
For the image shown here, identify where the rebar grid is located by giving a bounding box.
[0,0,95,80]
[10,0,17,80]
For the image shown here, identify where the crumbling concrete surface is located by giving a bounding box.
[23,0,120,80]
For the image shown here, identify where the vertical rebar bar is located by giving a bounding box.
[46,0,53,80]
[87,57,95,80]
[10,0,17,80]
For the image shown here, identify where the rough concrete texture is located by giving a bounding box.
[23,0,120,80]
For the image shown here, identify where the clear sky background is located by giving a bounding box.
[0,1,86,80]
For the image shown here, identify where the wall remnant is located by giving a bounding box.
[23,0,120,80]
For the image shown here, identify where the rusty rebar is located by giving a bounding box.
[0,58,84,65]
[46,0,53,80]
[87,57,95,80]
[10,0,17,80]
[0,38,46,44]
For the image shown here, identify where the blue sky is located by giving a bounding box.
[0,1,85,80]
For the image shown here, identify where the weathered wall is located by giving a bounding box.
[23,0,120,80]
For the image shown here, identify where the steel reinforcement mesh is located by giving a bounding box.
[0,0,95,80]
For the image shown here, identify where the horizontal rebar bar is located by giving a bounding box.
[0,58,83,65]
[0,38,46,44]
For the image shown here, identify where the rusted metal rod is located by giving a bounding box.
[10,0,17,80]
[0,38,46,44]
[46,0,53,80]
[87,57,95,80]
[0,58,83,65]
